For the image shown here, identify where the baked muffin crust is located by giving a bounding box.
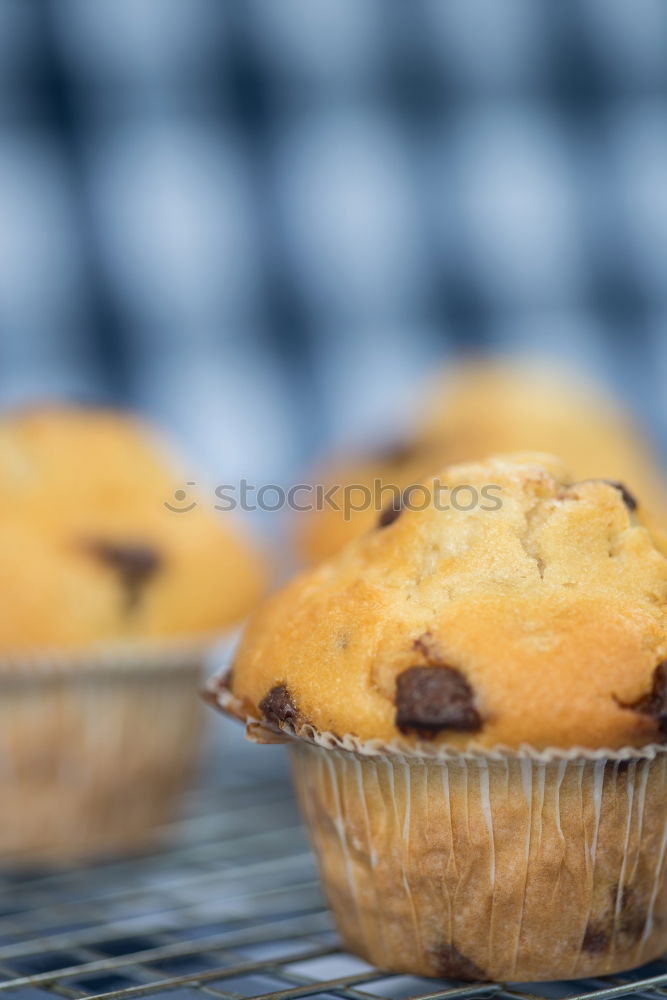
[233,452,667,750]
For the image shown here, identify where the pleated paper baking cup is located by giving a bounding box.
[208,677,667,982]
[0,633,217,865]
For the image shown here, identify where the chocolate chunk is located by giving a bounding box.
[259,684,300,728]
[431,943,484,981]
[377,495,403,528]
[624,661,667,734]
[617,885,646,939]
[85,539,162,612]
[603,480,638,512]
[582,921,608,953]
[377,484,421,528]
[376,439,418,467]
[582,887,646,955]
[395,665,481,738]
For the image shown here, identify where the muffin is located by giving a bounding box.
[210,453,667,981]
[295,439,446,566]
[0,405,264,862]
[297,359,667,563]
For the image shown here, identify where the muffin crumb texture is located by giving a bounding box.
[232,452,667,750]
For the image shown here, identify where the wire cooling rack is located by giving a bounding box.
[2,775,667,1000]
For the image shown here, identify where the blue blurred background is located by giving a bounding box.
[1,0,666,487]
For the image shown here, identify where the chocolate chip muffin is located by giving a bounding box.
[0,406,263,647]
[297,359,667,564]
[0,405,265,862]
[210,453,667,981]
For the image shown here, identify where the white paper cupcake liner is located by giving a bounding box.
[0,631,221,678]
[207,673,667,981]
[0,633,222,866]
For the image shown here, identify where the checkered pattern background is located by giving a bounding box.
[1,0,667,485]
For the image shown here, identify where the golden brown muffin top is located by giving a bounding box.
[233,452,667,751]
[417,360,664,480]
[0,406,265,651]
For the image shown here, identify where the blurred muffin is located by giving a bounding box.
[212,453,667,980]
[297,359,667,563]
[0,405,264,863]
[0,406,263,648]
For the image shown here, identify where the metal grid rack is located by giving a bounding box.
[2,778,667,1000]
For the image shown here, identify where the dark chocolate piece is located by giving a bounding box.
[395,665,481,738]
[603,480,638,512]
[259,684,300,728]
[432,943,485,981]
[617,885,646,939]
[582,885,646,955]
[375,439,418,467]
[625,661,667,734]
[377,496,403,528]
[582,921,608,954]
[581,883,646,955]
[85,539,162,611]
